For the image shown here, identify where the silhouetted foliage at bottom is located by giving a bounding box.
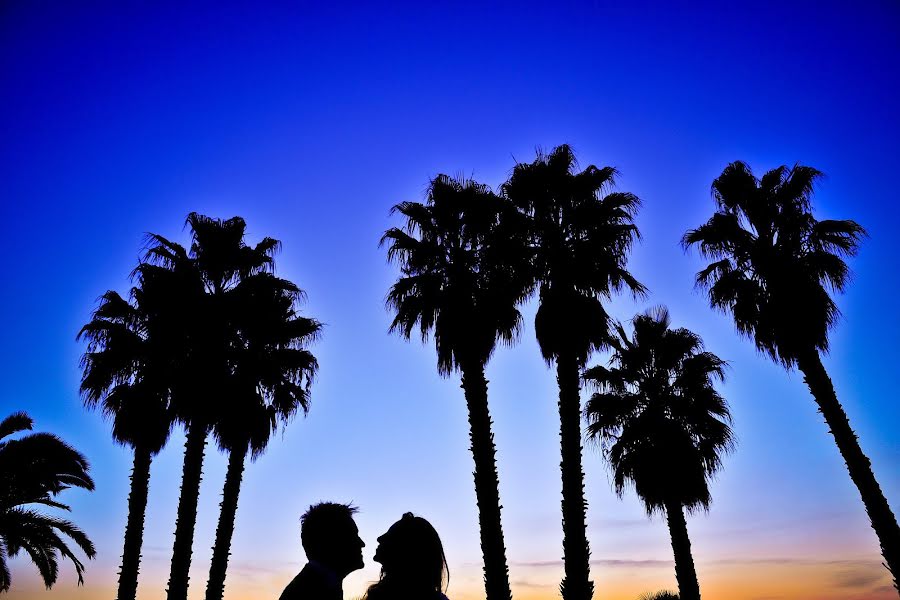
[638,591,680,600]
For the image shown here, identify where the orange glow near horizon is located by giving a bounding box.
[6,556,895,600]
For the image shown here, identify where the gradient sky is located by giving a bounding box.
[2,2,899,599]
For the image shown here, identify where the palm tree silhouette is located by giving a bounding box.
[79,286,173,600]
[0,412,96,592]
[204,271,321,600]
[584,309,733,600]
[143,213,284,600]
[382,174,531,600]
[502,145,645,600]
[683,162,900,590]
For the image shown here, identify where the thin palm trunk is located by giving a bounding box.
[556,353,593,600]
[117,446,152,600]
[797,349,900,592]
[167,422,208,600]
[459,361,513,600]
[664,499,700,600]
[205,444,248,600]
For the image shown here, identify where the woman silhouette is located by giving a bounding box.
[364,512,449,600]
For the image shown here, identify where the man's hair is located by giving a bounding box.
[300,501,358,559]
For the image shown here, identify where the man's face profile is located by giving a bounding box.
[322,516,365,576]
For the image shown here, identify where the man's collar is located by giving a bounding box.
[308,560,342,592]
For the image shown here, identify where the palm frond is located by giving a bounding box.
[0,412,32,441]
[0,541,10,592]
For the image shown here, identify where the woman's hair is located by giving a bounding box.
[365,512,449,599]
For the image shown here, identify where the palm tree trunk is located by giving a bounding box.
[797,349,900,592]
[167,422,208,600]
[459,360,513,600]
[556,352,593,600]
[205,444,248,600]
[664,499,701,600]
[117,446,152,600]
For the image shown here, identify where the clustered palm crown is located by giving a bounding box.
[502,144,646,363]
[138,213,288,429]
[382,174,532,375]
[585,308,734,515]
[682,161,866,366]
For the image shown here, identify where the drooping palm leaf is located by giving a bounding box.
[0,414,95,592]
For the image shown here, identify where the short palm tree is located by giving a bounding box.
[79,286,173,600]
[143,213,283,600]
[503,145,645,600]
[382,174,531,600]
[638,592,679,600]
[204,271,322,600]
[0,412,96,592]
[584,308,733,600]
[683,161,899,589]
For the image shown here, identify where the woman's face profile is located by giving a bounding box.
[373,521,404,566]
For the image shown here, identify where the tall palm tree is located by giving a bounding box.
[502,145,645,600]
[0,412,96,592]
[144,213,282,600]
[79,285,173,600]
[204,271,322,600]
[584,309,733,600]
[382,174,531,600]
[683,161,900,590]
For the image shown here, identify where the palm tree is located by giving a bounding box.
[143,213,283,600]
[683,161,900,589]
[0,412,96,592]
[79,286,173,600]
[502,145,645,600]
[382,174,531,600]
[584,308,733,600]
[204,271,322,600]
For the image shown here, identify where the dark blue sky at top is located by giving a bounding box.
[1,2,899,597]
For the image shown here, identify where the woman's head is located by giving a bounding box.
[373,512,448,592]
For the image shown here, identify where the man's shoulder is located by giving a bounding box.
[279,564,341,600]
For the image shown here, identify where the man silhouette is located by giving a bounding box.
[279,502,365,600]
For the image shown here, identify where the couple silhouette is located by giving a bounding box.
[279,502,450,600]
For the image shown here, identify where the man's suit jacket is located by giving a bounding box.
[279,563,342,600]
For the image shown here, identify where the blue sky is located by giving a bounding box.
[2,2,899,599]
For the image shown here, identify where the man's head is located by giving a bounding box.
[300,502,365,577]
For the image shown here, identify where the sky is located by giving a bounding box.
[1,1,899,599]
